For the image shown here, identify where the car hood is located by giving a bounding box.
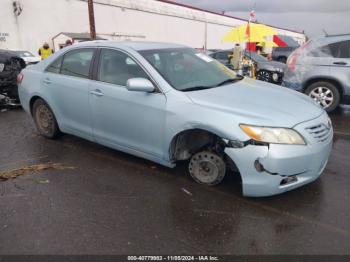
[185,78,324,127]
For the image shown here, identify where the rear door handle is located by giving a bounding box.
[90,89,104,97]
[333,61,347,65]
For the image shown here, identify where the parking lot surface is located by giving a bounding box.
[0,107,350,255]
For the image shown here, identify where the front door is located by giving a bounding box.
[90,48,167,158]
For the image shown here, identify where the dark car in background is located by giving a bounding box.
[209,50,286,84]
[271,35,300,63]
[283,34,350,112]
[12,50,41,65]
[0,50,26,105]
[272,46,298,63]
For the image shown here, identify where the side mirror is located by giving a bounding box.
[126,78,155,93]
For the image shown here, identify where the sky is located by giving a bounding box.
[169,0,350,37]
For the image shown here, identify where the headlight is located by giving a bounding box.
[272,73,279,82]
[240,124,306,145]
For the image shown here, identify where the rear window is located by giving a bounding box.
[46,57,63,74]
[308,45,332,57]
[61,49,95,79]
[307,40,350,58]
[329,40,350,58]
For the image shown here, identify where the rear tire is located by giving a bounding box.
[305,81,340,112]
[32,99,61,139]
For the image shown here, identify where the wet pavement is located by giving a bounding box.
[0,107,349,255]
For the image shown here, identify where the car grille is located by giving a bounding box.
[305,123,332,143]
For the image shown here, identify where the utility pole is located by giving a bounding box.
[88,0,96,39]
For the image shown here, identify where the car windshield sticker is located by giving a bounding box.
[196,53,213,63]
[0,63,4,72]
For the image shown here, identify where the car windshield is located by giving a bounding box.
[245,51,268,62]
[140,48,242,91]
[14,51,34,57]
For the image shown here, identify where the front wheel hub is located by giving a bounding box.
[189,151,226,186]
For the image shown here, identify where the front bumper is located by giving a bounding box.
[225,113,333,197]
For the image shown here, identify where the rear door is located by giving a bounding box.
[43,48,96,139]
[329,40,350,95]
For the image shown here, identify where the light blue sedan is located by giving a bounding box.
[18,41,333,197]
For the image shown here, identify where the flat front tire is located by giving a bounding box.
[189,151,226,186]
[32,99,60,139]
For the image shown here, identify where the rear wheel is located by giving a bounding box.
[189,151,226,186]
[32,99,61,139]
[305,81,340,112]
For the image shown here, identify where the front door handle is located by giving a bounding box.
[43,78,52,84]
[333,61,347,65]
[90,89,104,97]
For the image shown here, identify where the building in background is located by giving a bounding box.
[0,0,306,54]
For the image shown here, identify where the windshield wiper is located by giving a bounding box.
[182,86,214,92]
[182,76,244,92]
[215,77,244,87]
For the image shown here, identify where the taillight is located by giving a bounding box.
[17,73,24,85]
[288,52,299,71]
[287,40,311,72]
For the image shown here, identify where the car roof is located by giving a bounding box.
[311,34,350,46]
[71,40,187,51]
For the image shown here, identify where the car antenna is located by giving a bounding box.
[322,29,328,36]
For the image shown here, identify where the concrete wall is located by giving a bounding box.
[0,0,306,54]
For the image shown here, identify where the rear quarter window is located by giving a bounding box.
[308,45,332,57]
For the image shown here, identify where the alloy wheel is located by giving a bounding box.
[257,70,272,82]
[309,86,334,109]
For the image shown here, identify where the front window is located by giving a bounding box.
[98,49,149,86]
[140,48,242,91]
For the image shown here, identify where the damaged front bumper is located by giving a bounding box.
[225,114,333,197]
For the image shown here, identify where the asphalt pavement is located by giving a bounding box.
[0,106,349,255]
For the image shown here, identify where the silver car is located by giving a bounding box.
[18,41,332,197]
[283,34,350,112]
